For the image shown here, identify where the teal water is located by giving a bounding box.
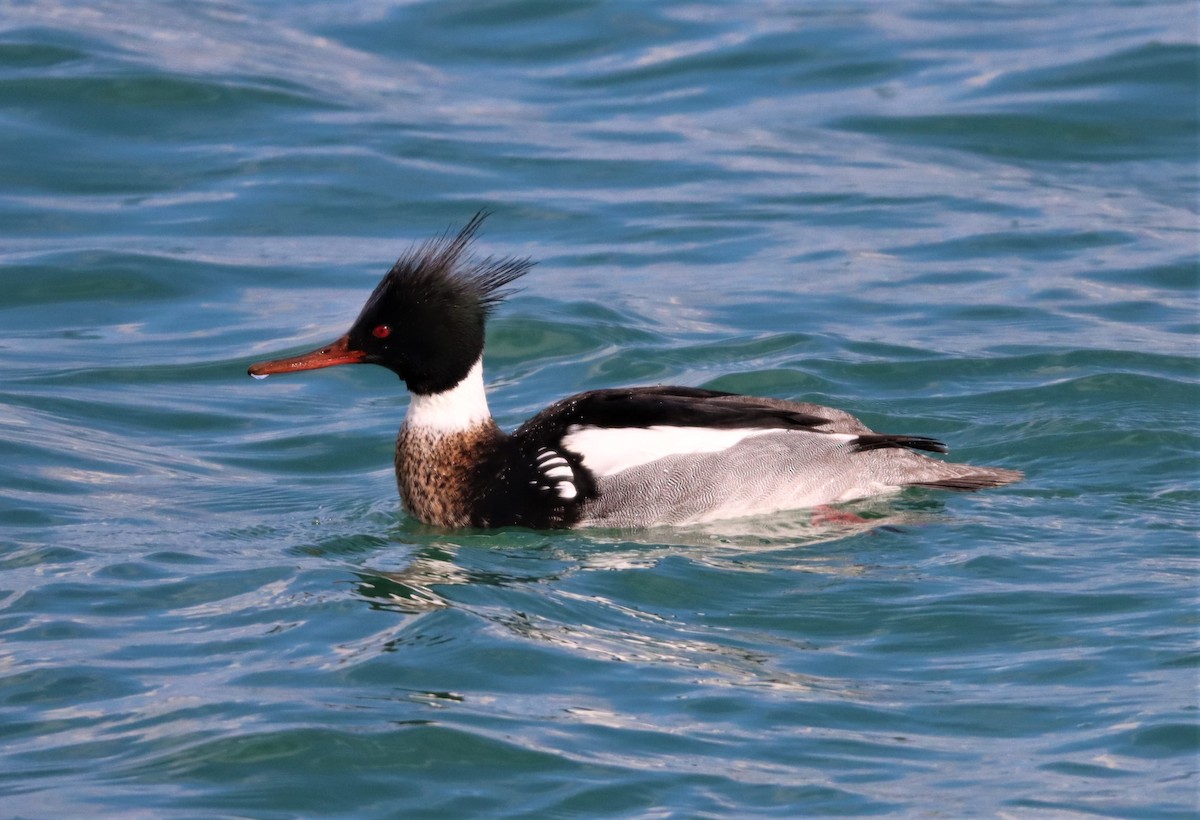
[2,0,1197,815]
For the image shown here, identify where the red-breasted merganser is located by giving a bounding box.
[248,214,1022,528]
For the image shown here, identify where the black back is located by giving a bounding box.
[514,386,834,440]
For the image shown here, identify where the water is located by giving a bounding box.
[1,0,1197,815]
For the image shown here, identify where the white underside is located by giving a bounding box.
[404,358,491,432]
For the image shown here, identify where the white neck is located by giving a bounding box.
[404,358,493,433]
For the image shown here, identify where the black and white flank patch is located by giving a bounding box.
[533,448,578,500]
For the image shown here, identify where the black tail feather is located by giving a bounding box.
[853,434,949,455]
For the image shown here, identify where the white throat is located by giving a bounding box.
[404,358,493,433]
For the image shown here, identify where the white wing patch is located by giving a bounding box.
[560,425,847,478]
[535,448,578,499]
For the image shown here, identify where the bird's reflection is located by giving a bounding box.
[339,501,950,695]
[353,499,928,613]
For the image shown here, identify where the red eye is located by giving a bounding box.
[372,325,391,339]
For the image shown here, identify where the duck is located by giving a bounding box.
[248,214,1022,529]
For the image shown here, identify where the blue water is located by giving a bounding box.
[2,1,1197,815]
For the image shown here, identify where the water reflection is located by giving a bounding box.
[566,501,927,572]
[356,501,929,603]
[353,544,562,614]
[349,500,932,690]
[352,553,834,694]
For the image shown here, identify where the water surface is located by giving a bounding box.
[1,1,1197,816]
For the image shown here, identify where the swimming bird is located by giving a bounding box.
[248,214,1022,529]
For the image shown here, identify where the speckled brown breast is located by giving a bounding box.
[394,421,503,527]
